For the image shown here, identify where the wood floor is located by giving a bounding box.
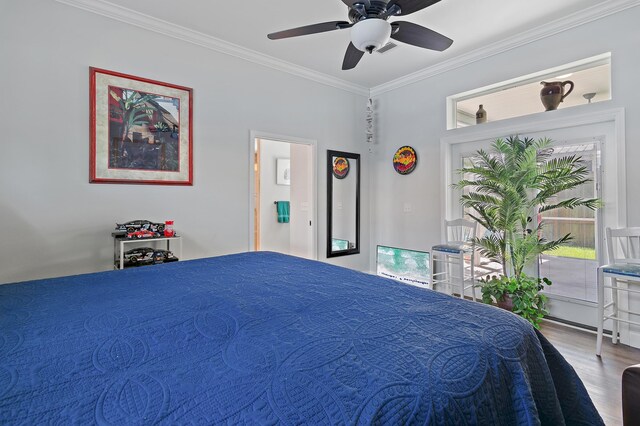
[540,320,640,425]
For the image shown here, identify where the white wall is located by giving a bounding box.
[371,6,640,344]
[259,140,290,253]
[0,0,370,284]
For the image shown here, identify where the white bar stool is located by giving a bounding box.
[430,219,477,300]
[596,227,640,356]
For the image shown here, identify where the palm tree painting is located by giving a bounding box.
[108,86,180,171]
[90,67,193,185]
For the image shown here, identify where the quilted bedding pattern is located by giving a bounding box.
[0,251,602,425]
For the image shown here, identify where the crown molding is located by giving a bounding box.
[370,0,640,97]
[55,0,370,96]
[54,0,639,98]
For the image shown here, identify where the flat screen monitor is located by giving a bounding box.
[376,245,430,287]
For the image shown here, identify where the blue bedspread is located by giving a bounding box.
[0,252,602,425]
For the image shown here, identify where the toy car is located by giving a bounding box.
[115,220,165,234]
[152,249,178,263]
[123,247,178,267]
[127,229,158,239]
[123,247,156,266]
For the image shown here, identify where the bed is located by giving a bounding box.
[0,251,602,424]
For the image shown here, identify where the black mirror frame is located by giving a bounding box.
[327,150,360,258]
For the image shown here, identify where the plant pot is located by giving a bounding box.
[497,294,514,312]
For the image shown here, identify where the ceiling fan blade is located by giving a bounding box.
[387,0,441,16]
[391,21,452,51]
[268,21,351,40]
[342,42,365,70]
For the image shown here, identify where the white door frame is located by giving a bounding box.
[248,130,318,259]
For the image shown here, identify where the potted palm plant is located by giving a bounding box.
[456,136,600,328]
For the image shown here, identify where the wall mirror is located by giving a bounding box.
[327,150,360,258]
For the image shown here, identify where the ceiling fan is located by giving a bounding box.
[267,0,453,70]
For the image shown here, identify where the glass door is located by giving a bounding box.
[538,142,601,304]
[453,136,606,327]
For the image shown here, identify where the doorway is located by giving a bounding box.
[461,140,602,304]
[249,133,317,260]
[447,116,624,329]
[538,141,601,304]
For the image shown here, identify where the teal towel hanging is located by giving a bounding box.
[276,201,290,223]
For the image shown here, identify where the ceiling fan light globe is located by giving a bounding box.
[351,19,391,53]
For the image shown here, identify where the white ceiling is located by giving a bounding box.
[98,0,607,88]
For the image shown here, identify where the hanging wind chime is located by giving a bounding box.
[366,98,374,153]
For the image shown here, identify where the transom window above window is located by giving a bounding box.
[447,53,611,129]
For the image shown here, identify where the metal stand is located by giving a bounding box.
[112,233,183,270]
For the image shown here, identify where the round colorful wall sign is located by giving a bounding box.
[332,157,350,179]
[393,146,417,175]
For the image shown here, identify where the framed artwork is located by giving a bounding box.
[89,67,193,185]
[276,158,291,185]
[393,146,417,175]
[332,157,350,179]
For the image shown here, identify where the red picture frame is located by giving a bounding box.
[89,67,193,185]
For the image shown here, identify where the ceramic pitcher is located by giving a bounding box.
[540,80,574,111]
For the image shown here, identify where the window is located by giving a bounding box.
[447,53,611,129]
